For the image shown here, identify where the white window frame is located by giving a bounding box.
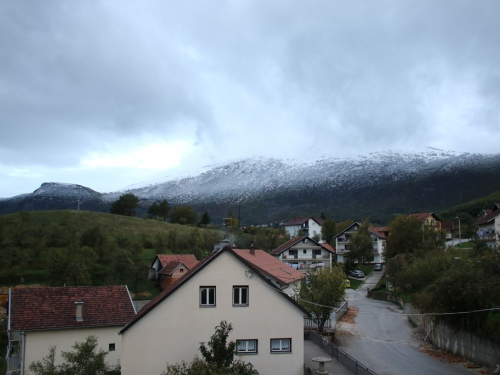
[236,339,258,354]
[233,286,249,306]
[200,286,216,307]
[270,338,291,353]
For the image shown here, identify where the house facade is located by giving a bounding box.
[270,236,336,272]
[333,223,386,264]
[408,212,442,232]
[120,247,310,375]
[283,217,324,237]
[476,203,500,248]
[6,285,136,375]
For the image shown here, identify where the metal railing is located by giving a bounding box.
[309,331,377,375]
[304,317,332,330]
[7,356,21,370]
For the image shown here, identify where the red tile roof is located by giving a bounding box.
[234,249,305,285]
[283,217,325,226]
[9,285,136,331]
[369,227,386,239]
[120,247,311,335]
[156,254,199,269]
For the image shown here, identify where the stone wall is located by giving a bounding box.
[369,291,500,368]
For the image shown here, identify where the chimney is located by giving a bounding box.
[249,241,256,256]
[75,302,84,322]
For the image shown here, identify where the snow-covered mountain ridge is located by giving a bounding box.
[2,150,500,223]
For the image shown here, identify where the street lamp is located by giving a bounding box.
[456,216,461,245]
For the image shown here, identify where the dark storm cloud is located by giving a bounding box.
[1,0,499,196]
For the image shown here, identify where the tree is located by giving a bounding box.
[29,336,119,375]
[349,220,374,264]
[159,199,170,221]
[200,211,211,227]
[163,321,258,375]
[298,264,346,335]
[321,219,336,245]
[148,202,160,220]
[110,193,139,216]
[169,205,198,225]
[384,215,424,259]
[0,245,29,284]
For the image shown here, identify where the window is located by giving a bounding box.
[303,249,307,254]
[109,343,115,351]
[271,338,291,353]
[236,339,257,354]
[233,286,249,306]
[180,268,184,273]
[200,287,216,306]
[313,250,321,259]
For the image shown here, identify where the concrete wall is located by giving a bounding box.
[369,291,500,368]
[22,326,122,373]
[121,251,307,375]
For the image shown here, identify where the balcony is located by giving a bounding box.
[7,356,21,371]
[282,254,330,260]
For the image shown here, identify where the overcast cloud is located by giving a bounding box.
[1,0,499,197]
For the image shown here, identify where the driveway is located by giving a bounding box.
[336,270,481,375]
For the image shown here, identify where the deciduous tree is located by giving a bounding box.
[110,193,139,216]
[349,220,374,264]
[321,219,336,245]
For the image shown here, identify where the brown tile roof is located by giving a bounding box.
[156,254,199,269]
[369,227,386,239]
[158,261,190,275]
[283,217,325,226]
[9,285,136,331]
[120,247,311,335]
[441,221,455,231]
[271,236,306,255]
[476,210,500,225]
[320,243,336,253]
[234,249,305,285]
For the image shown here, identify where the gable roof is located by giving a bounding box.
[120,247,310,335]
[270,236,335,256]
[407,212,441,222]
[9,285,136,331]
[154,254,199,269]
[332,222,360,239]
[368,227,386,239]
[159,261,189,276]
[233,249,305,285]
[476,209,500,225]
[283,217,325,226]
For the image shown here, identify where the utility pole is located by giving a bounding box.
[456,216,461,245]
[77,185,81,211]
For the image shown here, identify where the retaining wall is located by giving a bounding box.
[369,291,500,368]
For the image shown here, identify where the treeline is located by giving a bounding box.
[384,215,500,339]
[0,210,223,293]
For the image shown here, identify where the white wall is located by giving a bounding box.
[121,251,306,375]
[23,326,122,372]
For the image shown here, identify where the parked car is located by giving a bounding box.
[349,270,365,278]
[374,264,383,271]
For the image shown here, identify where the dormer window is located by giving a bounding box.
[75,302,84,322]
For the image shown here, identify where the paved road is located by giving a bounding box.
[337,271,480,375]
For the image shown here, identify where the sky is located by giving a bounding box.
[1,1,499,198]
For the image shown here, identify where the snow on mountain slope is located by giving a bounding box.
[113,150,499,204]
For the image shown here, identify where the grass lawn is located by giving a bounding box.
[348,278,364,290]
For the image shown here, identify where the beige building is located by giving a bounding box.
[120,246,310,375]
[7,285,136,375]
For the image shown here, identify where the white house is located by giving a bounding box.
[333,223,386,264]
[270,236,336,272]
[282,217,324,237]
[6,285,136,375]
[476,203,500,248]
[119,246,310,375]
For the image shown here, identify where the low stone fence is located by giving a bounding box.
[368,290,500,368]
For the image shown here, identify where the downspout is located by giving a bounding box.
[22,331,26,375]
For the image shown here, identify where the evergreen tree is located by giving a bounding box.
[148,202,160,219]
[110,193,139,216]
[159,199,170,221]
[201,211,211,227]
[321,219,336,245]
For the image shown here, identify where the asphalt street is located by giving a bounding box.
[336,270,481,375]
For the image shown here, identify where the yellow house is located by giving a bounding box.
[408,212,442,231]
[120,246,310,375]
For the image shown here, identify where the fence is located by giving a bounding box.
[309,331,377,375]
[336,300,349,321]
[304,317,332,330]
